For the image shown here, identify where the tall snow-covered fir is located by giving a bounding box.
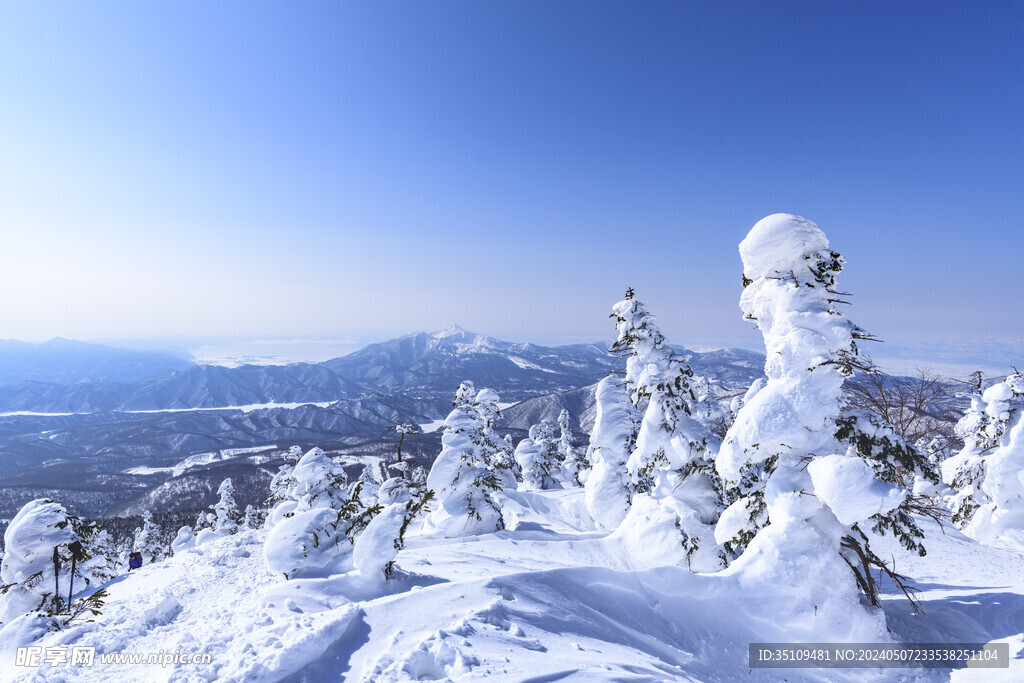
[715,213,933,627]
[609,290,727,571]
[424,381,514,537]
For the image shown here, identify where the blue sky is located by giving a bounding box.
[1,2,1021,372]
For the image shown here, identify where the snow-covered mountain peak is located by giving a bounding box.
[430,323,480,344]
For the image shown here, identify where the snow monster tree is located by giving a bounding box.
[716,214,935,623]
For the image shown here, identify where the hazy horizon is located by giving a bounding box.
[1,324,1016,380]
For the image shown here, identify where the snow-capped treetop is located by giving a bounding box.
[474,388,502,428]
[737,213,832,282]
[981,372,1023,441]
[720,215,869,483]
[453,380,476,409]
[955,392,990,449]
[392,423,420,436]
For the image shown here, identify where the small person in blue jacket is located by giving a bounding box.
[128,552,143,571]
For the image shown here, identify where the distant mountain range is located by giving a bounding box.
[0,325,765,414]
[0,338,192,386]
[0,326,766,519]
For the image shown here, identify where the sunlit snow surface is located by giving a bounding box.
[2,488,1023,682]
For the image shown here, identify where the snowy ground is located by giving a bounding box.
[2,488,1022,682]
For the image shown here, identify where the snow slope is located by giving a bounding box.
[3,488,1023,682]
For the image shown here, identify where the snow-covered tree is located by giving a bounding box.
[475,386,519,488]
[81,529,120,586]
[263,446,381,579]
[424,382,514,537]
[943,387,992,526]
[357,463,384,506]
[515,422,562,491]
[943,372,1024,544]
[265,445,304,514]
[242,505,260,529]
[1,499,103,622]
[384,422,421,480]
[132,511,166,565]
[193,511,210,534]
[609,290,726,570]
[557,409,588,485]
[716,213,931,620]
[213,478,241,535]
[612,290,719,494]
[584,376,637,530]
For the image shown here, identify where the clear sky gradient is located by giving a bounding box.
[1,2,1021,371]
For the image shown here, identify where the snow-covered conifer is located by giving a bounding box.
[242,505,260,530]
[612,290,719,495]
[716,213,929,619]
[584,376,636,529]
[424,382,513,537]
[943,387,993,526]
[266,447,304,515]
[213,478,241,535]
[1,499,102,621]
[944,372,1024,545]
[357,463,384,506]
[557,410,588,485]
[515,422,561,491]
[132,511,166,565]
[609,290,726,569]
[81,529,119,586]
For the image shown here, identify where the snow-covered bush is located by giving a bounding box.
[943,372,1024,546]
[424,382,515,538]
[171,526,196,554]
[610,290,726,570]
[0,499,104,623]
[213,478,241,534]
[515,422,562,491]
[354,490,434,581]
[716,213,931,616]
[584,376,636,530]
